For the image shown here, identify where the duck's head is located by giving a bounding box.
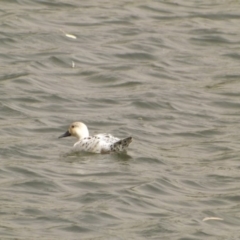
[58,122,89,140]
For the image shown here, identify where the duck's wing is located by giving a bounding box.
[73,134,120,153]
[95,133,120,144]
[96,134,133,153]
[110,136,132,152]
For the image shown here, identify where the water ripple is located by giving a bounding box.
[1,0,240,239]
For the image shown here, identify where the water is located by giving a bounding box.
[1,0,240,239]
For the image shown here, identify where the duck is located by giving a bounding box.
[58,122,132,153]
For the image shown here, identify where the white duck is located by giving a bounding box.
[59,122,132,153]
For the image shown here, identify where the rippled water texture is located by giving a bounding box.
[1,0,240,239]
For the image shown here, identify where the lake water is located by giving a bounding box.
[1,0,240,239]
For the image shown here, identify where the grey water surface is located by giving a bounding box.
[1,0,240,239]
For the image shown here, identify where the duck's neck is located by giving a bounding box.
[76,127,89,141]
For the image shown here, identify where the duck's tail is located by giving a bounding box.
[111,137,133,152]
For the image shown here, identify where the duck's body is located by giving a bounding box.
[59,122,132,153]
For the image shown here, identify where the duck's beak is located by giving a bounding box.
[58,130,71,138]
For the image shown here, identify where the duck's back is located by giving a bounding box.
[73,134,120,153]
